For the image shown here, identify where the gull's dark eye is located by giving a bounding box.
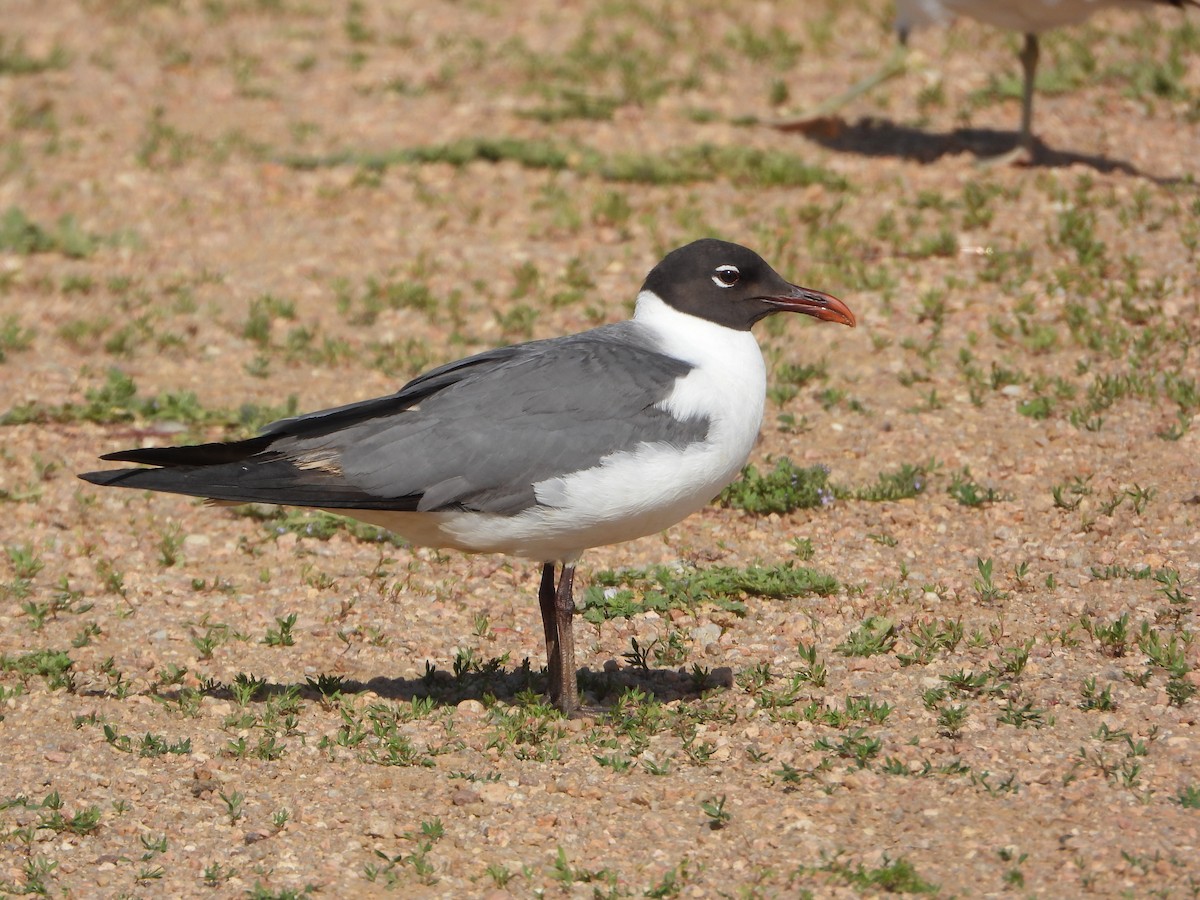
[712,264,740,288]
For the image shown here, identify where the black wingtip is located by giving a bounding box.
[95,435,274,467]
[98,450,143,462]
[78,469,133,487]
[98,447,176,464]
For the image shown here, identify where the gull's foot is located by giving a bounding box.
[564,701,605,721]
[976,138,1039,168]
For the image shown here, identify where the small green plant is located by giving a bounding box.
[95,558,126,598]
[644,859,691,898]
[306,673,346,700]
[20,600,49,631]
[942,669,991,695]
[242,294,296,346]
[1,648,74,691]
[188,615,244,659]
[594,752,633,773]
[202,861,237,887]
[0,206,98,258]
[973,558,1008,604]
[948,468,1004,506]
[140,834,168,859]
[1154,568,1193,606]
[0,315,35,363]
[545,846,619,892]
[482,862,513,888]
[994,639,1034,680]
[231,672,267,706]
[0,36,70,75]
[1174,784,1200,809]
[812,854,938,894]
[834,616,896,657]
[936,703,970,737]
[263,613,297,647]
[1017,395,1053,419]
[6,543,44,581]
[102,724,192,757]
[583,561,838,623]
[898,618,963,666]
[218,790,244,824]
[1125,483,1155,515]
[997,698,1047,729]
[717,458,834,514]
[494,303,538,339]
[1079,677,1116,711]
[622,636,653,671]
[699,795,730,829]
[998,846,1028,889]
[1085,612,1131,657]
[244,506,405,545]
[365,818,444,885]
[2,367,299,436]
[853,463,930,502]
[156,523,184,567]
[135,865,164,884]
[23,791,102,835]
[813,728,883,767]
[796,641,828,687]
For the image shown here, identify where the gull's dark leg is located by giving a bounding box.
[554,564,579,715]
[537,562,561,705]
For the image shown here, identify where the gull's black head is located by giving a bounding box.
[641,238,855,332]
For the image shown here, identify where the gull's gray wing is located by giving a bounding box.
[79,323,710,516]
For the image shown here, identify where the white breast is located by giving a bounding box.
[632,288,767,488]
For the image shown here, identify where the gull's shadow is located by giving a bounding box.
[358,663,725,708]
[195,662,728,710]
[781,116,1189,184]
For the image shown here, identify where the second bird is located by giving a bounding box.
[896,0,1198,160]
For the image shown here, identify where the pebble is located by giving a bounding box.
[478,782,512,804]
[451,788,481,806]
[456,698,486,717]
[365,817,391,838]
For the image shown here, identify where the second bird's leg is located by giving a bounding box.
[1018,33,1039,156]
[984,32,1041,167]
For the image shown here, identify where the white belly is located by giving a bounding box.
[347,436,751,562]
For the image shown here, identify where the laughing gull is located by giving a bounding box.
[79,239,855,714]
[896,0,1198,160]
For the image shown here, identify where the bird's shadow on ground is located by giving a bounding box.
[780,116,1190,184]
[199,662,725,712]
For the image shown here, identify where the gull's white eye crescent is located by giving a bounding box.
[712,265,740,288]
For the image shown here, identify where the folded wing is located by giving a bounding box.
[79,324,710,516]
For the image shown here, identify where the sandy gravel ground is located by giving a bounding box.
[1,1,1198,897]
